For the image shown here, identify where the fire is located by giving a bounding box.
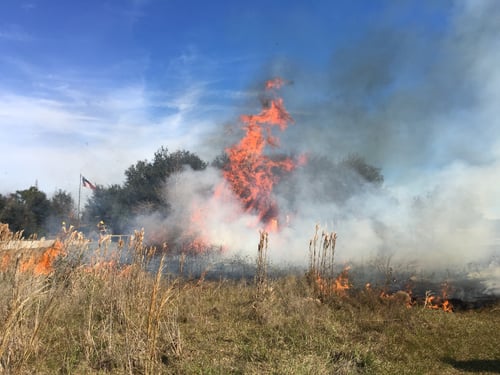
[0,240,64,275]
[442,299,453,313]
[9,240,65,275]
[170,78,302,252]
[334,266,351,297]
[375,282,454,311]
[181,207,212,253]
[379,290,414,308]
[222,77,299,231]
[424,285,454,313]
[314,265,351,298]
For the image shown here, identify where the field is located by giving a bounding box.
[0,228,499,374]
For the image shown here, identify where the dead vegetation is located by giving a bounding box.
[0,223,498,374]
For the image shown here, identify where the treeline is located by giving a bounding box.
[0,146,383,239]
[0,147,206,238]
[0,186,74,238]
[82,147,207,235]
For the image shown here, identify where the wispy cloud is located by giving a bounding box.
[0,25,34,42]
[0,62,223,199]
[0,93,98,129]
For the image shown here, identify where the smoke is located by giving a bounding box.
[269,1,500,276]
[135,1,500,296]
[280,1,500,172]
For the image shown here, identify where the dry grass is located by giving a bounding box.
[0,225,181,374]
[0,224,499,374]
[255,230,269,300]
[174,276,500,374]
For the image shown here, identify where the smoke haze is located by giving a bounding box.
[132,1,499,296]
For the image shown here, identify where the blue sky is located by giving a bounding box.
[1,0,500,219]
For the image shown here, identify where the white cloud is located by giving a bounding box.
[0,93,98,132]
[0,73,220,198]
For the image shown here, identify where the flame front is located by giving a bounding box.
[424,283,453,312]
[222,78,297,230]
[314,265,351,298]
[6,240,65,276]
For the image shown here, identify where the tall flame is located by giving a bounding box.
[222,78,297,230]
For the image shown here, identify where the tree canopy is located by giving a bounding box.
[0,186,51,237]
[83,147,208,234]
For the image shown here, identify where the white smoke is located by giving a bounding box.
[135,0,500,296]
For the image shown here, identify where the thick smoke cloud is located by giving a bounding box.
[137,1,499,295]
[281,2,500,171]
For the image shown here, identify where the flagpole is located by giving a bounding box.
[77,173,82,229]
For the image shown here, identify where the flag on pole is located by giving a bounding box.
[82,176,96,190]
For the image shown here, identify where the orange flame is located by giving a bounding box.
[17,240,65,275]
[442,299,453,313]
[314,266,351,297]
[222,77,299,230]
[424,285,453,313]
[334,266,351,296]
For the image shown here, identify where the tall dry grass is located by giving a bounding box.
[0,224,181,374]
[0,223,499,374]
[308,224,338,300]
[255,230,269,299]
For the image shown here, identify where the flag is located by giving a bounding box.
[82,176,96,190]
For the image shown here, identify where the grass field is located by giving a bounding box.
[0,228,499,374]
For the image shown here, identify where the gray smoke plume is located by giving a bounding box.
[136,1,500,297]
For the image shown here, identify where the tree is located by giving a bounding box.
[211,152,230,170]
[83,184,128,235]
[45,190,76,233]
[0,194,26,234]
[123,147,208,213]
[0,193,6,214]
[81,147,208,235]
[0,186,51,237]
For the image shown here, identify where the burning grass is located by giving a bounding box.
[0,225,498,374]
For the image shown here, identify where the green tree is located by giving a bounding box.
[0,186,51,237]
[0,194,26,234]
[123,147,208,213]
[81,147,208,235]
